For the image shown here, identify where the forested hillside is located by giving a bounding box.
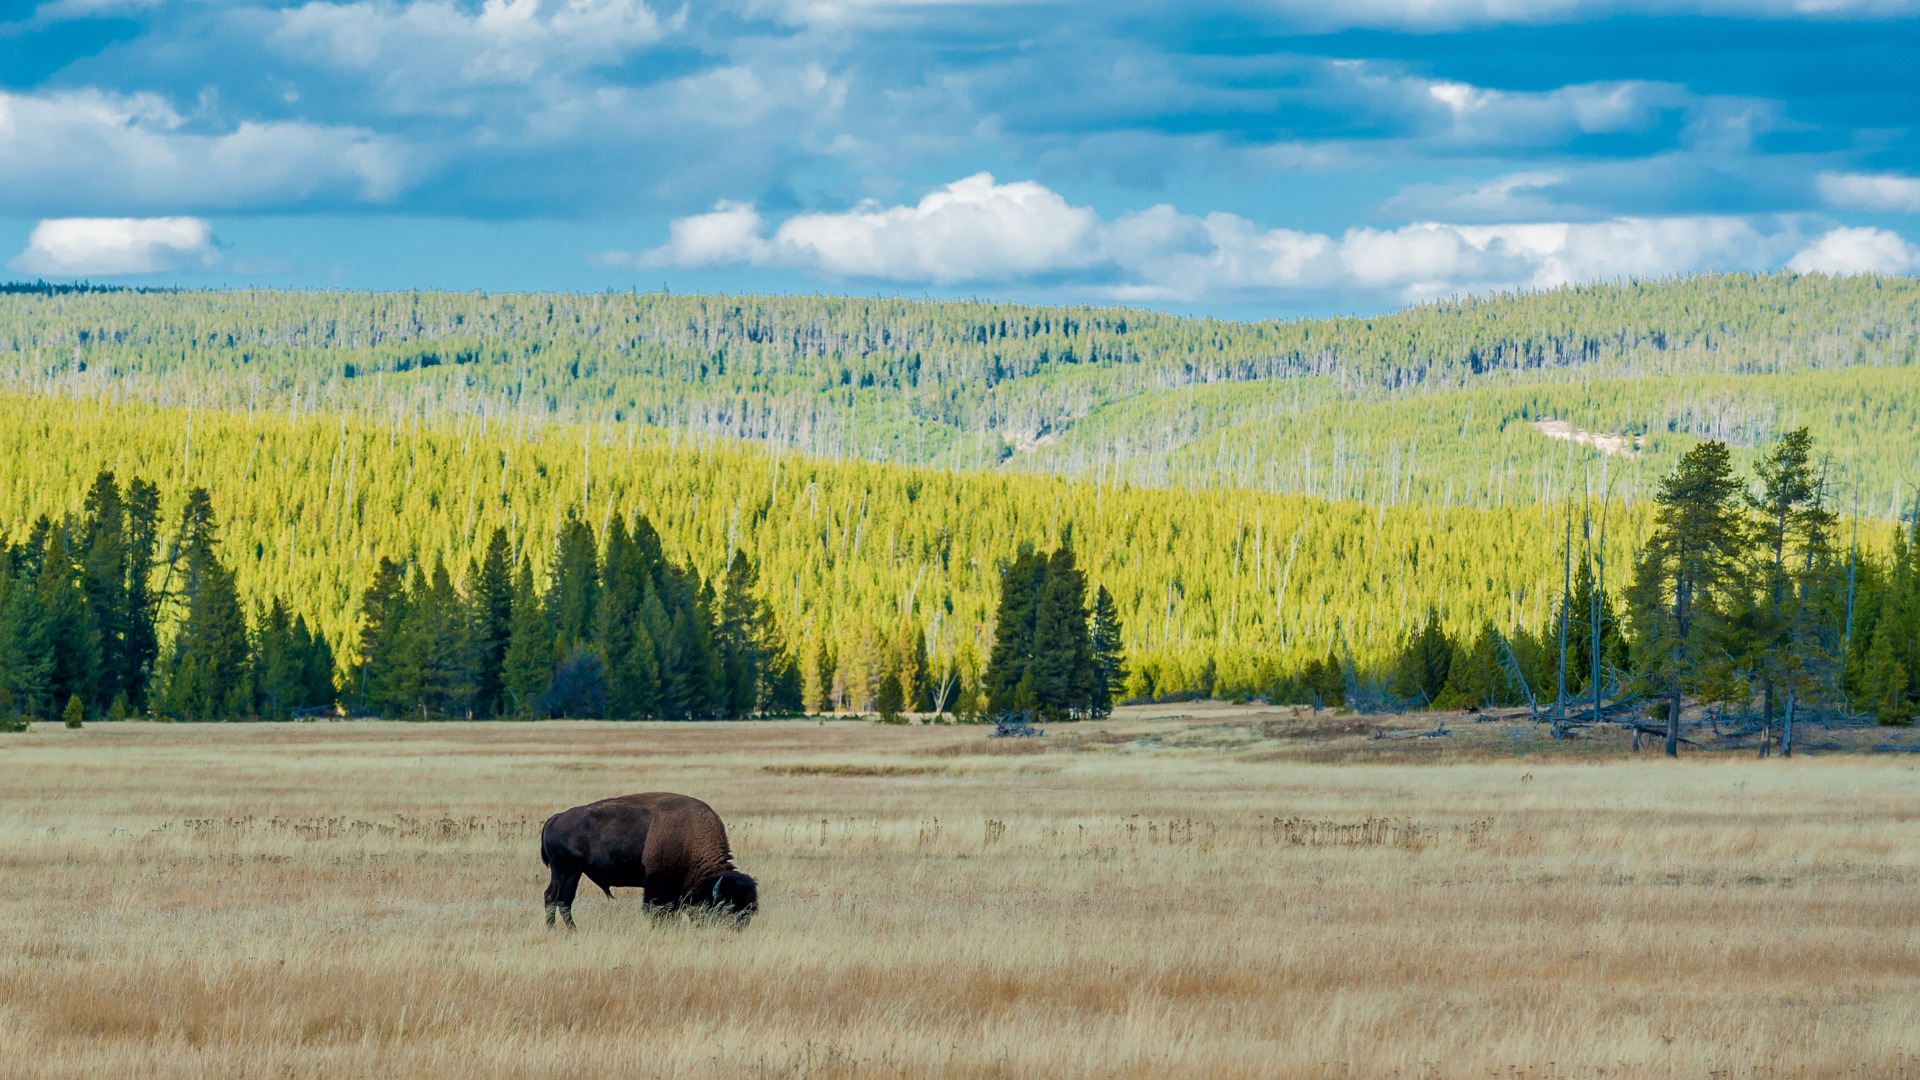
[3,273,1917,509]
[0,392,1660,710]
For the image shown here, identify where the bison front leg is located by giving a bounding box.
[544,868,582,930]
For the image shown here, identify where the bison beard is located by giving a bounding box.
[539,792,758,929]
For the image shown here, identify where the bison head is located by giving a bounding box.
[699,870,759,926]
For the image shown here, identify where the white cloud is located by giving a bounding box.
[1251,0,1920,31]
[771,174,1100,282]
[629,173,1102,283]
[274,0,669,95]
[0,90,407,215]
[626,200,773,266]
[1817,172,1920,213]
[1786,226,1920,275]
[625,173,1854,301]
[9,218,219,275]
[749,0,1920,30]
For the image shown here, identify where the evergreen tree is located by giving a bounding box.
[1438,622,1504,708]
[63,693,83,728]
[715,551,766,720]
[410,558,475,719]
[471,527,514,717]
[165,525,252,720]
[1393,608,1454,705]
[502,557,552,719]
[594,515,662,720]
[984,548,1047,714]
[122,477,163,710]
[876,670,905,722]
[1027,547,1094,720]
[37,526,99,717]
[1627,441,1749,755]
[294,614,337,711]
[354,556,409,715]
[255,596,298,720]
[1089,584,1127,718]
[811,638,836,713]
[548,518,600,653]
[0,567,53,718]
[903,622,933,713]
[1748,428,1845,726]
[80,471,129,715]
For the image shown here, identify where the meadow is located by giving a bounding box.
[2,709,1916,1079]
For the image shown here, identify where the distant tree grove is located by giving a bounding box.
[1,472,334,722]
[1363,429,1918,747]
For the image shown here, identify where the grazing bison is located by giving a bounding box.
[539,792,758,929]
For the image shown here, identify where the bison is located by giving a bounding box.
[539,792,758,929]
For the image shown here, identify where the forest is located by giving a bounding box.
[3,273,1918,510]
[0,274,1915,727]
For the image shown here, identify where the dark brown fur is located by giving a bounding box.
[539,792,758,929]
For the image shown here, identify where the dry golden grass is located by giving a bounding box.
[1,706,1916,1079]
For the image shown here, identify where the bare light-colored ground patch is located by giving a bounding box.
[0,715,1915,1079]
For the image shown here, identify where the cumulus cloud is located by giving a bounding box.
[1786,226,1920,275]
[622,173,1857,301]
[756,0,1920,30]
[9,218,220,275]
[1817,172,1920,213]
[273,0,671,96]
[626,174,1102,283]
[0,90,407,216]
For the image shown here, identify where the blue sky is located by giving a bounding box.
[4,0,1920,315]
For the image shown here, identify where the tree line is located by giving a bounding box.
[353,515,802,720]
[1,472,334,723]
[1316,428,1916,749]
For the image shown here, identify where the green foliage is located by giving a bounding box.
[1393,608,1456,705]
[7,274,1920,508]
[1089,584,1126,719]
[983,547,1102,721]
[876,671,905,723]
[62,693,83,728]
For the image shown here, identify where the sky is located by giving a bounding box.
[4,0,1920,316]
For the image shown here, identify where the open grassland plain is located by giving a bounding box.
[1,709,1916,1079]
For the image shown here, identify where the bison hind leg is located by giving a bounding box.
[544,867,582,930]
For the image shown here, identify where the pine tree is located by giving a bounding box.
[80,470,129,715]
[293,613,337,712]
[256,596,297,720]
[1393,608,1454,705]
[1089,584,1127,718]
[63,693,83,728]
[502,557,552,719]
[414,558,475,719]
[471,527,514,717]
[0,569,53,718]
[876,669,905,723]
[122,477,163,710]
[1028,547,1094,720]
[811,638,836,713]
[166,549,252,719]
[984,548,1047,714]
[548,518,600,653]
[37,526,99,718]
[904,622,933,713]
[1627,441,1749,755]
[715,551,765,720]
[355,556,408,714]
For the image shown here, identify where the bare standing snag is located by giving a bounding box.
[539,792,758,929]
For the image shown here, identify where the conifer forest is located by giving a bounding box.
[1,273,1916,734]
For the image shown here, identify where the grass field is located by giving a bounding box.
[1,707,1916,1079]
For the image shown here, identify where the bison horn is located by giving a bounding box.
[712,876,724,901]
